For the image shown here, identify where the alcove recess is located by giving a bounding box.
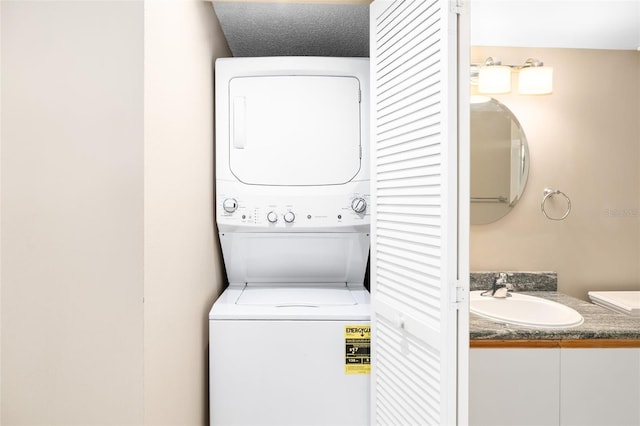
[211,0,371,57]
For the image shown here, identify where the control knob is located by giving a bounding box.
[266,211,278,223]
[351,197,367,214]
[284,211,295,223]
[222,198,238,213]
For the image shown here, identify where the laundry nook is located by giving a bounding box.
[209,57,371,425]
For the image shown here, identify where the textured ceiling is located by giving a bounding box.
[212,1,369,57]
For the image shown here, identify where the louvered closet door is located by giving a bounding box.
[370,0,468,425]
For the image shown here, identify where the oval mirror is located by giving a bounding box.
[470,96,530,225]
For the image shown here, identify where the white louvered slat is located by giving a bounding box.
[377,225,440,247]
[376,316,441,424]
[377,174,440,188]
[376,212,441,228]
[370,0,465,424]
[377,53,440,110]
[377,63,439,111]
[377,94,440,131]
[377,3,440,68]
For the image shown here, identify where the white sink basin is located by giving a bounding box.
[470,291,584,329]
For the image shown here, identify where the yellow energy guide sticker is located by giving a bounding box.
[345,325,371,375]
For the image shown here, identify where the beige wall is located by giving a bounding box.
[143,1,229,425]
[0,3,3,422]
[1,1,144,424]
[1,1,230,424]
[470,46,640,300]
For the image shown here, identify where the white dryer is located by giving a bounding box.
[209,57,371,426]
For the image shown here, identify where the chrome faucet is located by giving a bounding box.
[481,272,512,298]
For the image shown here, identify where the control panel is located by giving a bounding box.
[216,192,370,231]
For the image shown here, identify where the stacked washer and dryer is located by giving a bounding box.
[209,57,371,425]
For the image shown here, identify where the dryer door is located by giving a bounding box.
[229,75,362,186]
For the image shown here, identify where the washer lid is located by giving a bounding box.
[228,75,362,186]
[210,285,370,320]
[237,284,358,307]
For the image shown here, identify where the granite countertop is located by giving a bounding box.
[469,272,640,341]
[470,291,640,340]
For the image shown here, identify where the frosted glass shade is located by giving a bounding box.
[478,65,511,94]
[518,66,553,94]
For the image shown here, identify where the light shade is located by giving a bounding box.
[518,66,553,94]
[478,65,511,94]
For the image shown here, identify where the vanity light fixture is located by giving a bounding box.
[477,57,511,94]
[473,57,553,95]
[518,58,553,95]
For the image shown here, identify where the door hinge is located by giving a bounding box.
[451,0,463,14]
[451,284,466,307]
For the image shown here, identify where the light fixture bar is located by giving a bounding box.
[471,57,553,95]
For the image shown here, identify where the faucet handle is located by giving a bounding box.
[495,272,508,284]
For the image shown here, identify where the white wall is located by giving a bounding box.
[471,0,640,50]
[1,1,144,424]
[143,1,229,424]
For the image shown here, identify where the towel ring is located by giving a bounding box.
[541,188,571,221]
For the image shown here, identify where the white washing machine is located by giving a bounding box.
[209,57,371,426]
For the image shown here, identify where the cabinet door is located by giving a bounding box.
[560,348,640,426]
[470,348,560,426]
